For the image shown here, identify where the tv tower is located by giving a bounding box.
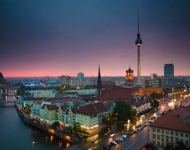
[135,10,142,85]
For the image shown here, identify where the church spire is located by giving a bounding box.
[97,64,102,88]
[97,64,102,98]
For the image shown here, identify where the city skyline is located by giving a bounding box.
[1,0,190,77]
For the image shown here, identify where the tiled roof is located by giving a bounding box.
[52,99,73,104]
[100,88,137,101]
[126,98,151,107]
[24,97,43,101]
[78,102,109,116]
[100,88,151,107]
[102,101,115,107]
[41,104,59,110]
[61,105,68,111]
[166,106,190,120]
[79,95,97,101]
[150,106,190,132]
[71,108,77,114]
[33,100,42,104]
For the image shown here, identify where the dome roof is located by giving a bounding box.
[150,73,158,79]
[150,73,157,76]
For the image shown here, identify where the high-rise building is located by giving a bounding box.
[126,66,134,86]
[77,72,84,79]
[164,64,174,79]
[135,11,142,85]
[58,75,71,86]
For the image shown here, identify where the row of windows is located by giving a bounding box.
[153,134,189,144]
[152,139,189,147]
[153,128,189,137]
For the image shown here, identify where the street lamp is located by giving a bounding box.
[32,141,35,149]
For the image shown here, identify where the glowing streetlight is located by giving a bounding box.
[32,141,35,148]
[127,119,130,124]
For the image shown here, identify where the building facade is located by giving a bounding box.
[58,75,71,86]
[164,64,174,79]
[149,106,190,148]
[145,79,161,88]
[126,67,134,86]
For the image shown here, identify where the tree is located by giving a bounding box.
[130,108,137,119]
[102,101,137,127]
[73,122,81,133]
[175,141,189,150]
[64,125,73,134]
[51,121,60,129]
[102,113,115,126]
[150,92,163,100]
[150,99,159,108]
[163,143,175,150]
[113,101,134,122]
[163,141,190,150]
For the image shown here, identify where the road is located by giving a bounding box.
[66,127,149,150]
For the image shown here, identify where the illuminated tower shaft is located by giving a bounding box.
[137,45,141,85]
[135,11,142,85]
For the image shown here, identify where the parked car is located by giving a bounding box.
[127,130,134,135]
[133,129,138,133]
[102,146,108,150]
[91,138,97,142]
[119,136,124,141]
[115,138,121,143]
[110,141,117,146]
[103,145,111,150]
[122,135,127,139]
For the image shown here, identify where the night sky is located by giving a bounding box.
[1,0,190,77]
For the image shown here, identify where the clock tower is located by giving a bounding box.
[126,66,134,86]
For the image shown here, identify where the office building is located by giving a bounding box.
[164,64,174,79]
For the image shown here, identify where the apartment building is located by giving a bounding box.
[149,106,190,148]
[40,104,59,124]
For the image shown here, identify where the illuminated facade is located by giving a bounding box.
[76,113,98,133]
[145,79,161,87]
[126,67,134,86]
[27,89,57,98]
[40,104,59,124]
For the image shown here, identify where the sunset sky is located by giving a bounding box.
[1,0,190,77]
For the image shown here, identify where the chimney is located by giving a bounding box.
[177,114,180,117]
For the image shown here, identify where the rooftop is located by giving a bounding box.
[150,105,190,132]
